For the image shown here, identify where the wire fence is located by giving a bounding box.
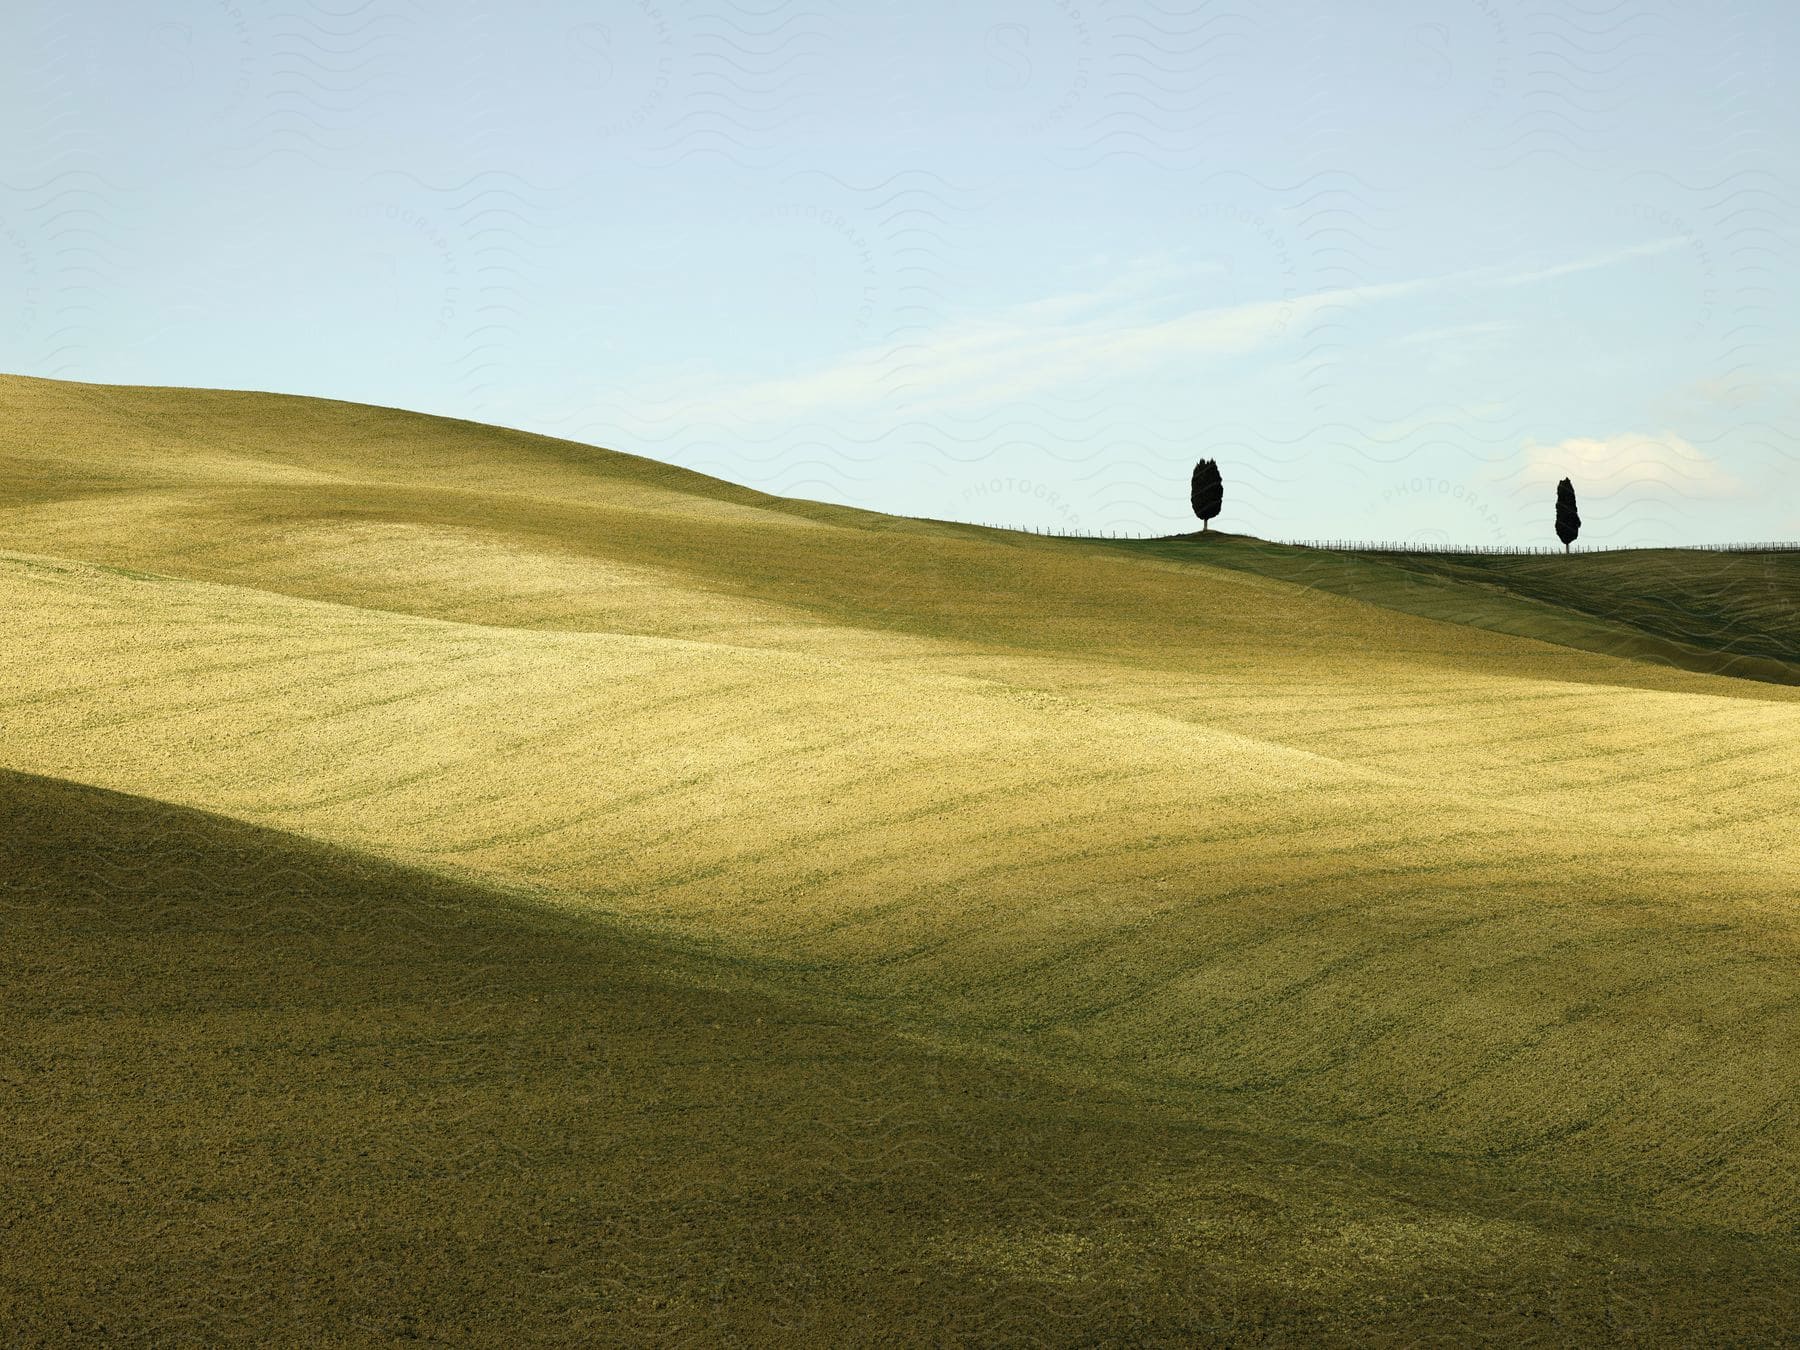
[972,524,1799,554]
[970,524,1136,538]
[1282,540,1800,556]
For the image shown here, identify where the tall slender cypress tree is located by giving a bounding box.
[1191,459,1223,533]
[1555,478,1581,553]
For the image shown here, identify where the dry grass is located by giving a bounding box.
[2,373,1797,1342]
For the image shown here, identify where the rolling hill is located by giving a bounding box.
[3,373,1798,1342]
[1138,533,1799,686]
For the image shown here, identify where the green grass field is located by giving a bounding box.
[3,373,1798,1343]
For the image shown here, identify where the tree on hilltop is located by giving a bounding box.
[1191,459,1223,533]
[1555,478,1581,553]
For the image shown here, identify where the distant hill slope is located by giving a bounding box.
[4,375,1799,1336]
[3,372,1791,683]
[6,771,1797,1343]
[1115,534,1800,685]
[1382,547,1799,670]
[0,371,815,514]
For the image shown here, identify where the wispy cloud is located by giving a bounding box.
[1396,320,1517,348]
[1487,237,1686,289]
[681,271,1442,424]
[671,240,1685,426]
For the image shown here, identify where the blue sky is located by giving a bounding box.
[2,0,1796,544]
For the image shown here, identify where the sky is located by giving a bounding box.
[2,0,1797,545]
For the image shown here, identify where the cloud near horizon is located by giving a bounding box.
[1521,432,1743,499]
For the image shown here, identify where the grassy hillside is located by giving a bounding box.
[1381,547,1799,670]
[14,772,1798,1343]
[1115,533,1799,685]
[3,374,1798,1341]
[5,373,1792,682]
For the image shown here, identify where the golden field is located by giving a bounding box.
[2,372,1797,1343]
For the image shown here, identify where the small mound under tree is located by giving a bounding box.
[1191,459,1223,533]
[1555,477,1581,553]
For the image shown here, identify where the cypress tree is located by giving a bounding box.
[1191,459,1223,533]
[1555,478,1581,553]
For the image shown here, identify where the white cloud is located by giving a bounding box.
[1521,432,1743,498]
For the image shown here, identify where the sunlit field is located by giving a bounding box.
[4,374,1797,1342]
